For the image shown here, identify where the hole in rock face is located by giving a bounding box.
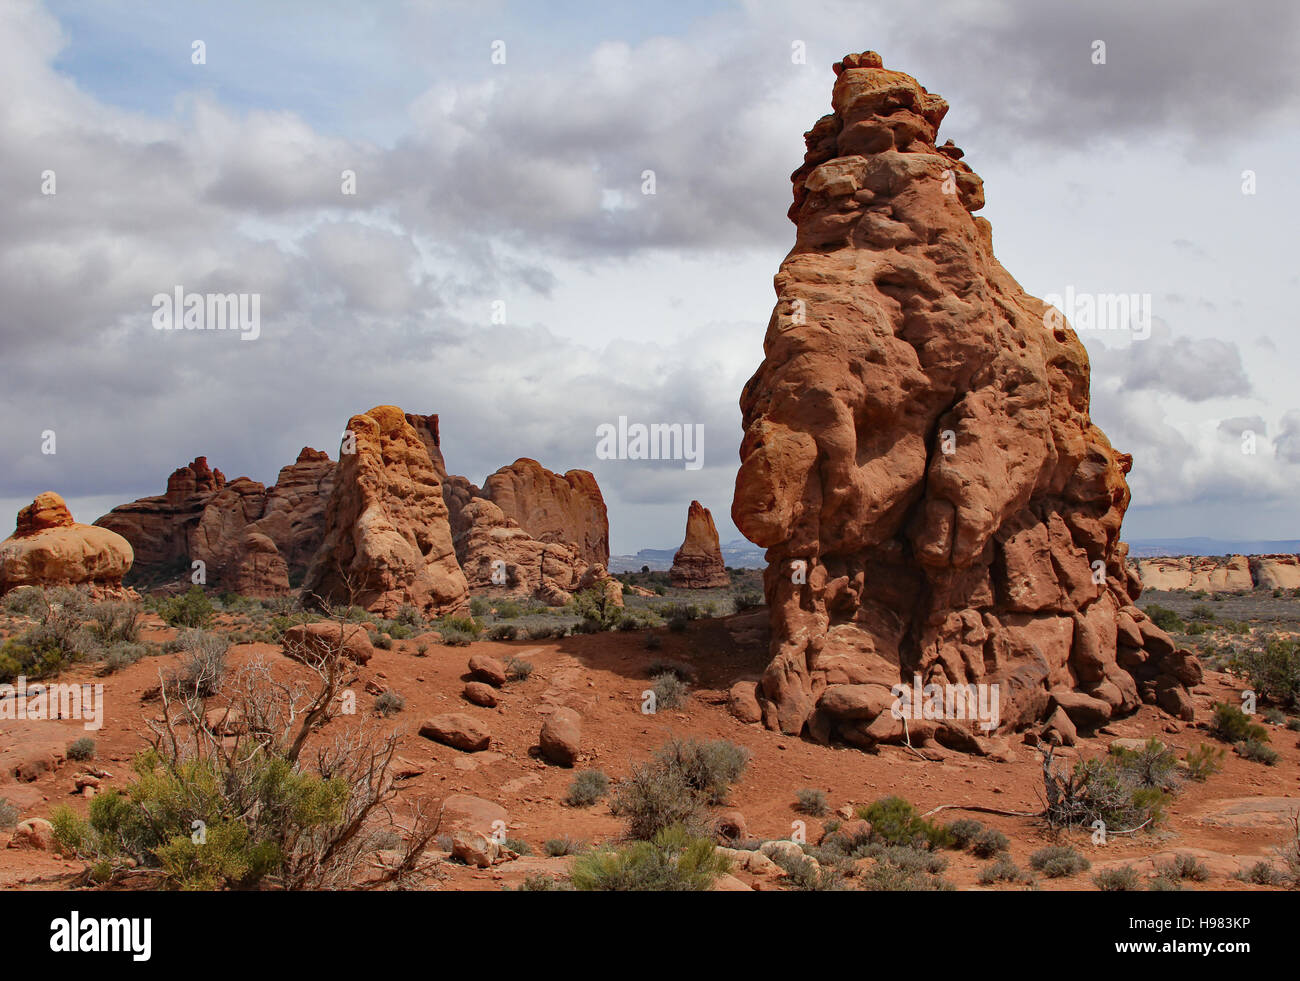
[1053,329,1068,343]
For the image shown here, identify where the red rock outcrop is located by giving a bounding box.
[481,459,609,566]
[96,449,334,595]
[669,501,729,588]
[0,493,133,594]
[302,406,469,616]
[731,52,1198,750]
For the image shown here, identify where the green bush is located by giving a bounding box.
[1209,703,1268,744]
[166,630,228,698]
[1093,866,1141,891]
[859,863,955,891]
[504,656,534,682]
[564,769,610,807]
[49,749,350,890]
[651,671,688,710]
[571,588,623,632]
[157,586,215,629]
[854,796,954,850]
[373,633,393,650]
[67,737,96,762]
[945,819,985,849]
[493,599,522,620]
[1109,738,1182,793]
[772,851,846,891]
[544,836,586,857]
[2,585,49,618]
[1156,854,1210,882]
[977,856,1032,886]
[469,598,489,617]
[652,737,748,805]
[970,827,1010,858]
[87,601,142,644]
[0,607,89,683]
[1239,861,1286,886]
[795,788,829,816]
[374,691,404,717]
[1234,739,1278,765]
[1029,845,1091,878]
[1144,604,1185,633]
[1185,743,1225,782]
[571,825,730,891]
[440,626,475,647]
[487,624,517,642]
[1229,636,1300,710]
[610,762,706,839]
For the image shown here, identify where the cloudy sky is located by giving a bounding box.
[3,0,1299,553]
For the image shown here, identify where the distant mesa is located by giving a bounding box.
[730,52,1201,749]
[669,501,729,589]
[1,492,134,596]
[1133,554,1300,592]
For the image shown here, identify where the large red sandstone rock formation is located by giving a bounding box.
[669,501,729,589]
[96,449,334,594]
[731,52,1199,750]
[481,459,609,567]
[302,405,469,616]
[0,493,133,594]
[443,472,618,606]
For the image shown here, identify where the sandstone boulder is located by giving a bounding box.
[538,707,582,766]
[0,493,133,595]
[420,713,491,752]
[281,621,375,666]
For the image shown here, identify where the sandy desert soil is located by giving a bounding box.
[2,587,1297,892]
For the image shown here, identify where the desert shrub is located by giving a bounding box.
[874,844,948,874]
[1209,703,1268,744]
[571,588,623,632]
[1144,604,1185,633]
[0,798,18,829]
[526,623,558,640]
[544,836,587,857]
[374,691,404,717]
[644,634,663,651]
[1093,866,1141,891]
[86,601,141,644]
[667,616,688,633]
[1041,748,1172,832]
[1029,845,1090,879]
[732,591,764,612]
[772,851,847,891]
[1188,603,1217,622]
[1148,875,1184,891]
[795,788,829,816]
[970,827,1010,858]
[2,585,48,618]
[1156,854,1210,882]
[650,671,688,710]
[610,762,706,840]
[0,606,90,683]
[1185,743,1225,782]
[436,615,482,638]
[504,656,534,682]
[67,737,97,761]
[617,608,663,632]
[493,599,523,620]
[652,737,749,805]
[565,769,610,808]
[977,856,1032,886]
[512,874,573,891]
[1264,707,1287,725]
[945,819,986,849]
[469,598,490,617]
[1110,738,1183,793]
[157,586,215,629]
[394,604,421,628]
[487,624,517,642]
[854,796,954,850]
[859,863,955,891]
[1234,739,1278,765]
[1286,717,1300,732]
[373,633,393,650]
[1239,861,1286,886]
[165,630,228,698]
[504,837,532,856]
[571,825,730,891]
[1229,636,1300,709]
[440,626,476,647]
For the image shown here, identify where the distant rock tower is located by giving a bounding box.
[670,501,729,589]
